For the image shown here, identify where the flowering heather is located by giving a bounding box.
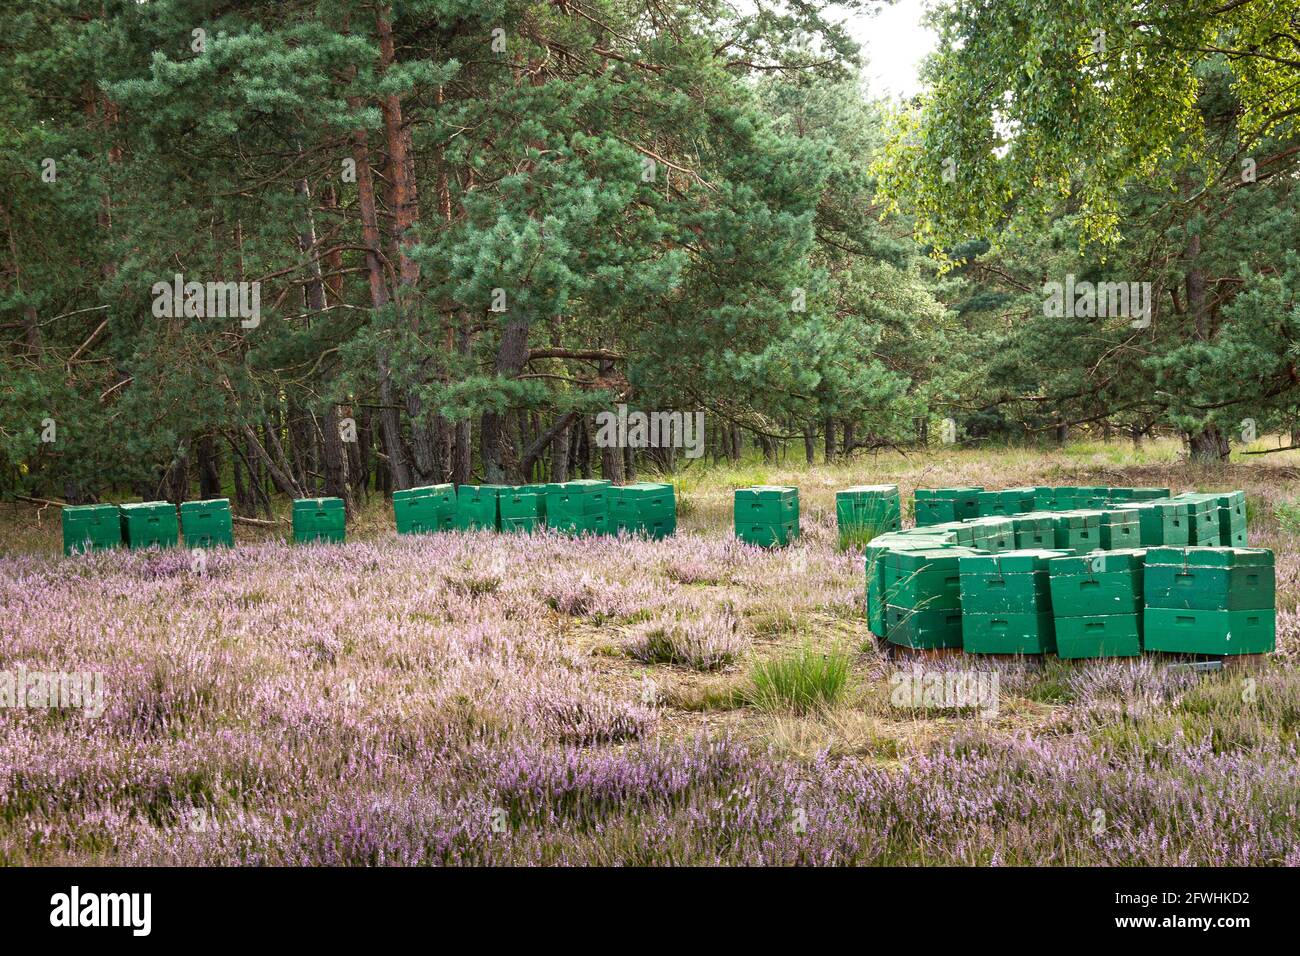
[2,455,1299,865]
[626,606,750,671]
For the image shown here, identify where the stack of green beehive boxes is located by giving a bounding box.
[734,486,799,548]
[546,479,611,536]
[119,501,179,550]
[866,530,961,636]
[1171,493,1223,546]
[836,485,901,547]
[394,484,456,535]
[180,498,234,548]
[498,484,547,533]
[1143,547,1276,655]
[292,497,345,543]
[454,484,509,531]
[1216,491,1247,547]
[1011,513,1056,550]
[608,482,676,539]
[885,547,983,649]
[1053,510,1105,554]
[966,516,1016,553]
[1048,550,1145,658]
[62,504,122,555]
[1112,499,1190,547]
[1099,508,1141,550]
[959,550,1067,655]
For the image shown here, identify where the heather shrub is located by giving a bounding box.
[626,608,749,671]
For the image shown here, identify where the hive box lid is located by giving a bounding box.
[886,547,985,571]
[119,500,175,512]
[1145,546,1273,568]
[959,549,1071,574]
[618,481,673,493]
[1050,549,1147,574]
[839,484,899,497]
[1054,509,1106,527]
[293,497,344,509]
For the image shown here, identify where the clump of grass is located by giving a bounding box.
[837,520,892,554]
[746,644,851,714]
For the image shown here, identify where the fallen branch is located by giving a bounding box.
[233,515,283,527]
[15,494,67,507]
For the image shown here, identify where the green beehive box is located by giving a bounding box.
[886,604,965,650]
[62,503,123,555]
[393,484,456,535]
[179,498,234,548]
[1055,614,1143,658]
[621,514,676,540]
[1048,549,1146,617]
[885,564,964,611]
[1108,487,1134,502]
[920,521,976,547]
[736,520,798,548]
[1099,509,1141,550]
[1112,501,1190,547]
[958,550,1067,614]
[1000,487,1039,514]
[976,490,1009,517]
[916,487,982,520]
[499,489,546,533]
[884,547,972,575]
[866,538,956,635]
[499,489,546,519]
[1078,486,1111,509]
[119,501,179,550]
[1048,487,1079,511]
[966,517,1016,553]
[610,481,675,512]
[734,486,798,525]
[837,485,901,537]
[609,482,676,538]
[1171,493,1223,545]
[292,497,345,543]
[545,479,609,520]
[1053,510,1105,554]
[1215,491,1247,546]
[962,611,1057,655]
[1144,547,1274,611]
[914,496,957,526]
[1011,514,1057,550]
[454,484,510,531]
[1143,607,1275,655]
[551,512,610,537]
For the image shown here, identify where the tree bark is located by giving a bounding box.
[348,96,411,490]
[481,315,531,482]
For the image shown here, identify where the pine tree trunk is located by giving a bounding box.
[1183,230,1228,463]
[824,418,835,462]
[197,434,221,499]
[550,421,570,483]
[348,99,410,490]
[481,316,530,482]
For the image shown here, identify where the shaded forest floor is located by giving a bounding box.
[2,440,1299,864]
